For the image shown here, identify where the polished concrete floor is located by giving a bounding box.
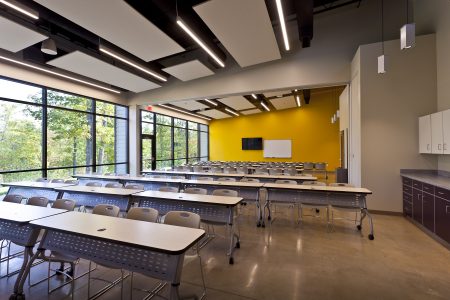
[1,206,450,300]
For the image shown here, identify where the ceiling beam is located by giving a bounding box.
[294,0,314,48]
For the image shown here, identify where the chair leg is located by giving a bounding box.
[198,253,206,299]
[87,261,92,299]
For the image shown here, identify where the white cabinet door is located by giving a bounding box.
[419,115,432,153]
[443,109,450,154]
[431,112,444,154]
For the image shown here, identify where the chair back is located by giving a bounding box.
[64,179,79,185]
[52,199,76,211]
[217,177,237,182]
[314,163,327,170]
[193,166,203,172]
[240,178,260,183]
[285,168,298,176]
[127,207,158,222]
[104,182,123,188]
[269,168,283,175]
[212,189,238,197]
[211,167,222,173]
[303,162,314,170]
[92,204,120,217]
[86,182,102,187]
[50,179,64,183]
[125,184,144,190]
[27,196,49,207]
[184,187,208,195]
[196,176,214,181]
[275,179,297,185]
[36,178,48,182]
[158,186,179,193]
[302,181,326,186]
[3,194,23,204]
[164,211,201,229]
[254,171,268,175]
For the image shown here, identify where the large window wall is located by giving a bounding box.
[140,110,208,170]
[0,76,128,191]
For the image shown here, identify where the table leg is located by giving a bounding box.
[256,190,262,227]
[358,207,375,241]
[10,247,41,300]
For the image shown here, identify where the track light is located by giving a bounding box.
[261,101,270,112]
[0,55,121,94]
[275,0,289,51]
[400,23,415,50]
[378,55,387,74]
[251,94,258,99]
[0,0,38,19]
[225,108,239,116]
[41,38,57,55]
[99,46,167,82]
[176,17,225,68]
[295,95,301,107]
[158,104,212,121]
[204,99,217,106]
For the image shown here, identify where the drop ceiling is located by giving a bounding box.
[199,109,231,119]
[270,96,297,110]
[218,96,255,110]
[162,60,214,81]
[0,16,47,52]
[171,100,209,111]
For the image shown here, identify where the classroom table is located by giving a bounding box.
[133,190,243,264]
[2,181,75,201]
[73,174,183,190]
[27,212,205,300]
[182,179,265,227]
[0,202,67,300]
[261,183,374,239]
[54,185,143,212]
[244,173,317,182]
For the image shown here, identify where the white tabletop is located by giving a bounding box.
[55,185,143,196]
[0,202,67,224]
[30,211,205,254]
[146,170,245,177]
[245,174,317,180]
[263,183,372,194]
[184,179,264,188]
[133,190,243,206]
[73,174,184,183]
[2,181,75,189]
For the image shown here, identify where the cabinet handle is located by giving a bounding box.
[438,144,442,150]
[446,206,450,214]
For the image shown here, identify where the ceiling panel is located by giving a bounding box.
[0,16,47,52]
[47,51,160,93]
[264,90,292,98]
[194,0,280,67]
[34,0,184,61]
[162,60,214,81]
[171,100,208,111]
[241,109,262,115]
[218,96,254,110]
[199,109,231,119]
[270,96,296,110]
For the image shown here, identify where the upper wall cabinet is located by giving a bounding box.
[420,109,450,154]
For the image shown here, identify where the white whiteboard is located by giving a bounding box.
[263,140,292,158]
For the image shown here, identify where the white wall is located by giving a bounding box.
[358,34,438,212]
[339,85,349,168]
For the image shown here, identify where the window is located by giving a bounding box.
[140,110,209,171]
[0,76,129,196]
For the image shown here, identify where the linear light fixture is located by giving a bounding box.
[0,55,121,94]
[99,46,167,82]
[295,95,301,107]
[225,108,239,116]
[204,98,217,106]
[261,101,270,112]
[158,104,212,121]
[176,17,225,68]
[275,0,290,51]
[0,0,38,19]
[251,94,258,99]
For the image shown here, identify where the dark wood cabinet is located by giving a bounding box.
[422,192,434,232]
[413,188,423,224]
[435,195,450,244]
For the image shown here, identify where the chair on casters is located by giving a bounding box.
[184,188,208,195]
[217,177,236,182]
[86,181,102,187]
[196,176,214,181]
[27,196,49,207]
[299,181,329,228]
[164,211,206,300]
[266,180,298,224]
[328,183,358,230]
[104,182,123,188]
[124,184,144,190]
[158,186,179,193]
[240,178,260,183]
[2,194,23,203]
[64,179,79,185]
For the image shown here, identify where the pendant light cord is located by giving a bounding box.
[406,0,409,23]
[381,0,384,54]
[176,0,179,18]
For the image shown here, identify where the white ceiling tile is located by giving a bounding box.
[264,90,293,98]
[0,16,47,52]
[47,51,160,93]
[162,60,214,81]
[270,96,297,110]
[171,100,208,111]
[218,96,254,110]
[194,0,280,67]
[241,109,262,115]
[34,0,184,61]
[199,109,231,119]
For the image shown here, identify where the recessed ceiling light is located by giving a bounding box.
[0,55,121,94]
[99,46,167,82]
[275,0,290,51]
[225,107,239,116]
[176,17,225,68]
[204,98,217,106]
[261,101,270,111]
[251,94,258,99]
[0,0,38,19]
[159,104,212,121]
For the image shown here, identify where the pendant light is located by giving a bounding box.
[378,0,387,74]
[41,38,57,55]
[400,0,415,50]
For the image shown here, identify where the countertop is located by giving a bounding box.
[400,170,450,190]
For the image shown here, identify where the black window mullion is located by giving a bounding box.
[42,88,48,178]
[171,117,175,169]
[185,122,189,164]
[92,100,97,173]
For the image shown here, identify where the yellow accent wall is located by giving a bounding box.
[209,91,341,170]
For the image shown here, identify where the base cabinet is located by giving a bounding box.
[422,193,435,232]
[435,196,450,244]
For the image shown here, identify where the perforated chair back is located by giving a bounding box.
[158,186,179,193]
[303,162,314,170]
[36,178,48,182]
[314,163,327,170]
[217,177,237,182]
[212,189,238,197]
[164,211,201,229]
[211,167,222,173]
[184,188,208,195]
[269,168,283,175]
[125,184,144,190]
[240,178,260,183]
[104,182,123,188]
[27,197,49,207]
[236,167,248,174]
[193,166,203,172]
[329,183,354,187]
[196,177,214,181]
[52,199,76,211]
[285,168,298,176]
[275,179,297,185]
[86,182,102,187]
[127,207,158,223]
[64,179,79,185]
[50,179,64,183]
[302,181,326,186]
[3,194,23,204]
[92,204,120,217]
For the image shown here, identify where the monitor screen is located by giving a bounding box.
[242,138,263,150]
